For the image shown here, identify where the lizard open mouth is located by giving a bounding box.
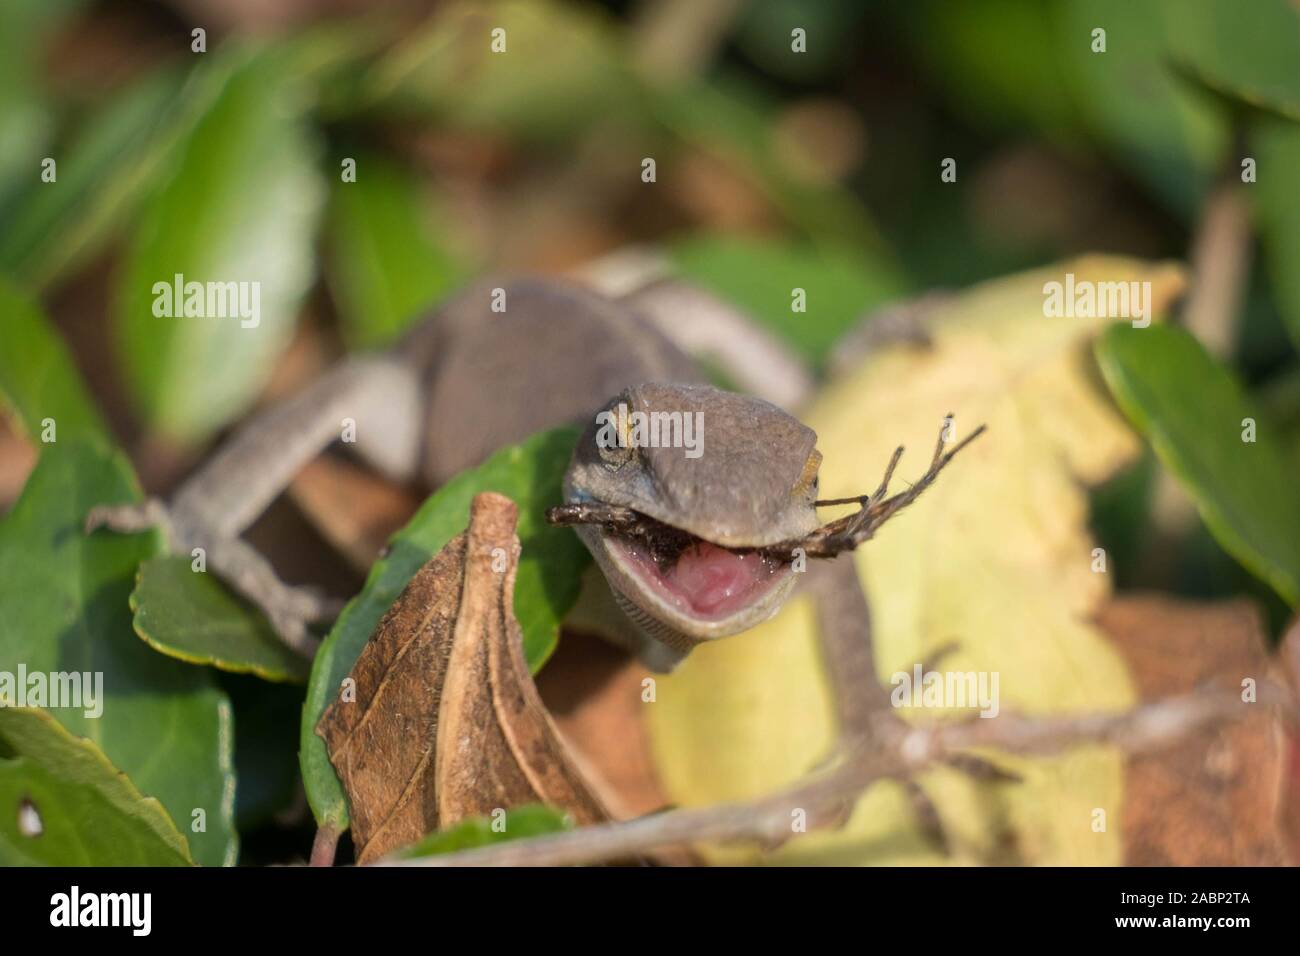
[604,521,794,623]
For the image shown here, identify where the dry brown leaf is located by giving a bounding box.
[317,491,609,863]
[316,531,464,860]
[434,494,609,827]
[1098,595,1291,866]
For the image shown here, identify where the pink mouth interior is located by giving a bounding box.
[613,538,791,621]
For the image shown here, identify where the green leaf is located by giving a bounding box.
[325,153,466,348]
[734,0,867,83]
[114,49,324,444]
[1096,323,1300,605]
[1056,0,1226,218]
[130,556,310,683]
[0,278,107,444]
[0,441,237,865]
[393,804,571,859]
[0,1,79,216]
[651,78,888,253]
[301,427,590,829]
[1163,0,1300,122]
[0,708,192,866]
[899,0,1240,219]
[903,0,1081,140]
[365,0,638,141]
[1252,118,1300,350]
[670,235,907,367]
[0,67,208,290]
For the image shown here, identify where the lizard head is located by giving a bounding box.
[563,383,822,667]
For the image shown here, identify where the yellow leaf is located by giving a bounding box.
[647,256,1187,865]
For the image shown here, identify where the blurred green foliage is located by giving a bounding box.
[326,152,468,348]
[0,278,106,442]
[1098,324,1300,606]
[0,0,1297,867]
[115,49,324,443]
[671,234,905,366]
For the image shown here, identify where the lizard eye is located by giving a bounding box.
[595,407,636,469]
[792,449,822,498]
[598,439,635,469]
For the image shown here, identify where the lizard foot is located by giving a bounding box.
[89,497,331,659]
[202,535,329,658]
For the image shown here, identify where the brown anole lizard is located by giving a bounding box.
[86,276,978,686]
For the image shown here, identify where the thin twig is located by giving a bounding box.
[1182,173,1251,360]
[379,682,1289,867]
[310,824,340,867]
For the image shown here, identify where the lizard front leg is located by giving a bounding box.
[86,354,422,654]
[168,355,422,538]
